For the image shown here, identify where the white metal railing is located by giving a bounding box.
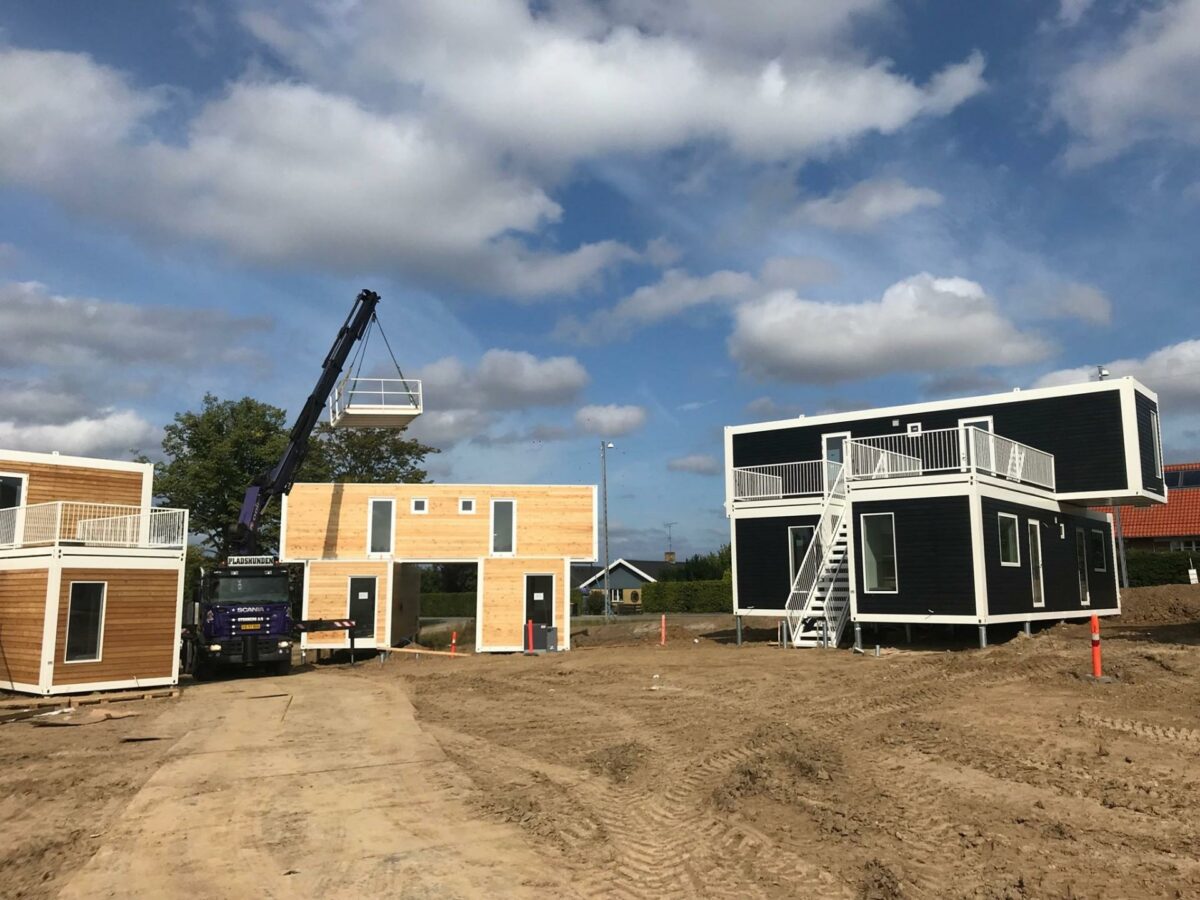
[732,460,824,500]
[845,427,1055,491]
[0,502,187,550]
[785,463,847,637]
[329,375,422,422]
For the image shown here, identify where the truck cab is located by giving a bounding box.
[185,555,294,678]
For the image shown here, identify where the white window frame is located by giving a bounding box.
[1150,409,1164,479]
[861,512,899,595]
[1027,519,1046,609]
[366,497,394,557]
[64,581,107,664]
[787,525,816,585]
[490,498,517,557]
[410,497,428,515]
[998,513,1021,567]
[906,422,922,435]
[0,470,27,507]
[958,415,994,470]
[1090,529,1108,573]
[459,497,476,515]
[1075,528,1091,607]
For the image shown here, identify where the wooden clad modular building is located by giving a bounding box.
[281,482,597,652]
[0,450,187,695]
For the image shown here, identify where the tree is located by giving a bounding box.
[147,393,436,557]
[657,544,732,582]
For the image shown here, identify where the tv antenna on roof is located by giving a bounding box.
[664,521,677,552]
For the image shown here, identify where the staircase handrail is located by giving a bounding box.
[784,462,846,636]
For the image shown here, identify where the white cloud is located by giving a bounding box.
[1053,0,1200,165]
[1057,0,1094,27]
[556,255,835,343]
[406,409,496,448]
[1033,281,1112,326]
[241,0,986,162]
[0,281,270,368]
[728,273,1054,383]
[0,410,158,458]
[419,349,589,411]
[796,178,944,232]
[575,404,648,436]
[667,453,721,475]
[745,396,804,419]
[1034,340,1200,411]
[0,50,630,298]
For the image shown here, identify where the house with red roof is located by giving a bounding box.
[1102,463,1200,552]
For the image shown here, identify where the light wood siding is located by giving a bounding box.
[481,558,565,650]
[305,560,390,645]
[0,568,49,685]
[284,484,594,561]
[52,568,178,686]
[0,456,147,506]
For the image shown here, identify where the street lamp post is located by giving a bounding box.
[601,440,614,620]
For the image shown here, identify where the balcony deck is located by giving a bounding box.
[0,501,188,551]
[731,427,1056,502]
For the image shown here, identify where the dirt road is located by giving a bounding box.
[2,588,1200,899]
[2,668,565,899]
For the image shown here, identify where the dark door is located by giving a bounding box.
[348,576,377,639]
[525,575,554,627]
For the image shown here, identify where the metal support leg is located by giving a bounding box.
[904,624,912,644]
[736,616,743,646]
[1023,621,1032,637]
[854,622,862,652]
[978,625,987,649]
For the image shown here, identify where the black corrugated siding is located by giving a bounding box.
[1134,391,1165,496]
[981,498,1117,615]
[734,514,819,610]
[852,497,975,617]
[732,388,1128,494]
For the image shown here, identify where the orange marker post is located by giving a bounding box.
[1090,614,1102,678]
[527,619,534,654]
[660,614,667,646]
[450,630,457,656]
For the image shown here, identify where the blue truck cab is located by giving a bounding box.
[185,556,294,678]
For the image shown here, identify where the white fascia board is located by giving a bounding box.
[45,676,178,695]
[726,378,1142,436]
[0,680,43,693]
[0,448,153,474]
[985,608,1119,623]
[577,558,657,588]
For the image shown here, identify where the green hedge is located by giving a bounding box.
[421,591,476,617]
[641,578,732,614]
[1125,550,1196,587]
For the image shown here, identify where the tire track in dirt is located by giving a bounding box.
[1077,713,1200,747]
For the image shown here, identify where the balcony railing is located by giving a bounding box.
[0,502,188,550]
[731,427,1056,501]
[328,376,423,429]
[845,427,1056,490]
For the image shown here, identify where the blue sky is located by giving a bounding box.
[1,1,1198,559]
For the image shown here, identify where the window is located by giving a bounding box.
[65,582,105,663]
[861,513,898,593]
[906,423,922,435]
[1150,409,1164,479]
[459,498,475,515]
[368,499,393,555]
[1090,529,1108,572]
[788,525,815,585]
[998,513,1021,567]
[0,473,24,510]
[1165,471,1182,489]
[1169,539,1200,552]
[411,498,428,515]
[491,499,515,555]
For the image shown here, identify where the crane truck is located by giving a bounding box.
[181,290,382,679]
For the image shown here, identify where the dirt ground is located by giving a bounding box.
[3,586,1200,899]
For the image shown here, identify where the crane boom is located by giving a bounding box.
[233,289,381,553]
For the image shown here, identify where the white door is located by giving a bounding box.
[822,432,850,490]
[958,417,994,471]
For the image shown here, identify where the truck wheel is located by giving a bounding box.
[193,658,214,682]
[273,659,292,676]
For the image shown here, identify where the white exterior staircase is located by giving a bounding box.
[784,463,853,649]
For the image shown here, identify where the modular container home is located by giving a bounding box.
[724,378,1165,648]
[0,449,188,695]
[280,483,597,652]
